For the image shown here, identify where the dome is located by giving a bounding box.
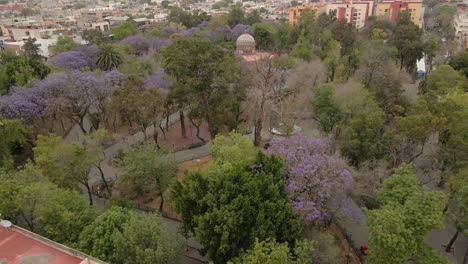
[236,33,255,46]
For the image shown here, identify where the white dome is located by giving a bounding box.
[236,33,255,46]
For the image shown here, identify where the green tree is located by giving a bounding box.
[392,12,424,73]
[22,37,40,59]
[0,117,32,169]
[449,49,468,78]
[291,31,313,62]
[50,36,80,55]
[230,239,314,264]
[79,207,135,261]
[419,64,467,96]
[0,169,94,246]
[82,29,106,45]
[312,84,343,133]
[161,36,245,138]
[339,96,385,166]
[367,164,447,264]
[172,133,301,263]
[422,33,441,73]
[253,22,275,50]
[111,21,138,41]
[33,134,96,205]
[208,131,257,170]
[117,143,177,212]
[227,4,246,26]
[96,44,123,71]
[445,184,468,253]
[111,213,183,264]
[247,10,262,25]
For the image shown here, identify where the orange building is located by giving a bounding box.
[375,0,423,27]
[289,3,326,24]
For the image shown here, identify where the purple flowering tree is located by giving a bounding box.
[162,26,179,37]
[181,27,199,37]
[49,45,99,70]
[144,68,169,90]
[148,37,171,53]
[229,24,254,41]
[120,34,149,55]
[266,133,353,224]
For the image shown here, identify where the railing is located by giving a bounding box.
[334,220,364,263]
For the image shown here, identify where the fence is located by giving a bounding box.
[334,220,365,263]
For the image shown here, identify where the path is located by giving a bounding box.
[65,112,209,264]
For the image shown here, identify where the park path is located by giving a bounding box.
[65,113,208,264]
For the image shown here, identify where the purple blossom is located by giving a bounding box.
[162,26,179,37]
[120,34,149,55]
[267,133,353,224]
[229,24,254,41]
[181,27,199,37]
[197,21,209,28]
[48,45,99,70]
[145,68,169,90]
[148,37,170,53]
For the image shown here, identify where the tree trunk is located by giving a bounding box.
[159,124,166,140]
[112,115,117,133]
[159,192,164,213]
[153,129,160,148]
[446,230,459,253]
[165,111,170,131]
[463,244,468,264]
[78,116,88,135]
[190,118,205,143]
[254,118,263,146]
[96,164,111,196]
[83,182,93,206]
[180,111,186,138]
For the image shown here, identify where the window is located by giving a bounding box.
[384,9,389,12]
[95,26,101,30]
[104,24,109,31]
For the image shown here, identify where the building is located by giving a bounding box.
[455,4,468,47]
[325,1,374,28]
[236,33,256,54]
[375,0,423,27]
[288,3,326,24]
[0,223,106,264]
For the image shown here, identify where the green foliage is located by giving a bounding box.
[367,164,447,263]
[117,143,177,204]
[339,96,385,166]
[419,64,467,96]
[227,4,246,26]
[0,169,94,246]
[51,36,80,55]
[253,22,275,50]
[0,117,32,169]
[112,21,138,41]
[161,36,245,137]
[208,131,257,171]
[168,7,210,28]
[82,29,106,45]
[392,12,424,73]
[230,239,314,264]
[111,213,183,264]
[247,10,262,25]
[449,49,468,78]
[291,31,313,62]
[22,37,41,59]
[172,150,301,263]
[96,44,123,71]
[79,207,135,261]
[312,85,343,133]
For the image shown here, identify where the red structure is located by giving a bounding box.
[0,226,83,264]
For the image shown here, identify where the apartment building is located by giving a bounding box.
[375,0,423,26]
[455,4,468,47]
[289,3,326,24]
[325,1,374,28]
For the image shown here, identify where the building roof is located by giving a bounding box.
[0,225,107,264]
[0,226,82,264]
[236,33,255,46]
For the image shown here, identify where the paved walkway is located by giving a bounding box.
[65,113,208,264]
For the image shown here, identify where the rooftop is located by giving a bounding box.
[0,225,107,264]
